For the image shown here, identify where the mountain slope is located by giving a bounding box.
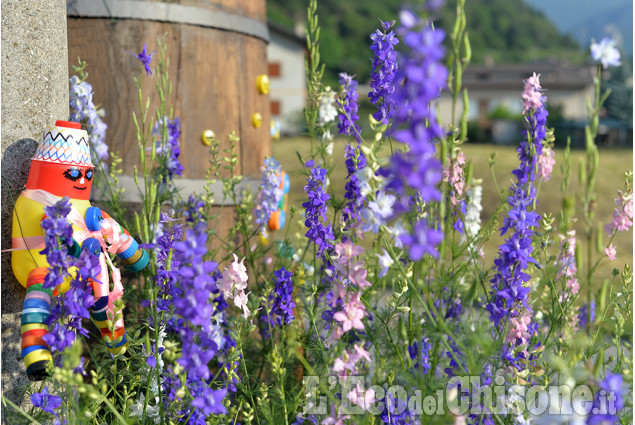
[268,0,585,85]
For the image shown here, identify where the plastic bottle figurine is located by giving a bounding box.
[267,171,291,232]
[11,120,149,381]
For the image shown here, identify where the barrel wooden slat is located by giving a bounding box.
[67,0,270,182]
[177,27,242,176]
[67,19,181,172]
[239,35,272,174]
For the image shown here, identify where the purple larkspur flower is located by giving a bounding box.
[468,365,496,425]
[268,267,296,326]
[170,223,225,381]
[408,337,431,374]
[399,221,443,261]
[44,249,100,352]
[303,165,334,258]
[444,336,465,376]
[433,286,463,321]
[42,323,76,354]
[164,377,219,423]
[39,198,100,354]
[152,213,184,315]
[154,116,184,181]
[578,301,596,328]
[292,415,320,425]
[321,294,343,331]
[180,194,205,223]
[131,43,155,76]
[254,157,283,235]
[379,11,447,260]
[379,391,414,424]
[369,19,399,124]
[191,387,228,416]
[342,144,367,226]
[31,388,62,415]
[40,197,74,290]
[486,96,548,329]
[69,76,109,163]
[485,79,549,375]
[155,218,235,423]
[337,73,361,141]
[588,373,625,424]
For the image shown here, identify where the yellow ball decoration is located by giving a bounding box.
[252,113,263,128]
[256,74,270,95]
[201,129,215,146]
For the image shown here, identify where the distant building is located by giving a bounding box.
[267,22,307,135]
[438,63,596,144]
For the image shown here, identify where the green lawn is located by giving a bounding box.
[273,137,633,285]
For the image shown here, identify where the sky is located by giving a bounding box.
[526,0,633,56]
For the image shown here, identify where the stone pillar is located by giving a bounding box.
[1,0,69,409]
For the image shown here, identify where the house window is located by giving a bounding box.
[269,62,281,77]
[271,100,281,116]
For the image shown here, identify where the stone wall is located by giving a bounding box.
[1,0,69,411]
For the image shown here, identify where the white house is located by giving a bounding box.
[437,63,596,143]
[267,22,307,135]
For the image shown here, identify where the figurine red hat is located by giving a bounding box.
[25,120,94,200]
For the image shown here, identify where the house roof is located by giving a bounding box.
[268,21,305,46]
[462,64,595,91]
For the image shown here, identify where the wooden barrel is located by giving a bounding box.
[66,0,271,182]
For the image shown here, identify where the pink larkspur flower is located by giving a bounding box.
[228,254,248,284]
[234,291,250,315]
[556,230,579,300]
[333,345,371,376]
[538,146,556,181]
[505,310,532,345]
[334,240,364,260]
[333,351,357,374]
[349,263,371,288]
[443,150,466,207]
[217,254,251,319]
[522,72,543,114]
[606,190,633,233]
[333,241,371,287]
[333,293,366,332]
[353,344,371,362]
[347,384,376,411]
[605,244,617,261]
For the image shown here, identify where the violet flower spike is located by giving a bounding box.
[379,11,447,260]
[69,76,109,163]
[31,388,62,415]
[485,75,549,370]
[337,73,362,141]
[302,165,335,258]
[153,116,184,181]
[369,19,399,124]
[254,157,284,235]
[130,43,156,76]
[342,144,367,226]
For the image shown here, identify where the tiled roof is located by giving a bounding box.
[461,64,595,90]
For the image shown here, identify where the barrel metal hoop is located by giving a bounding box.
[91,175,262,206]
[67,0,270,42]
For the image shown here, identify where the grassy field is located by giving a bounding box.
[273,137,633,285]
